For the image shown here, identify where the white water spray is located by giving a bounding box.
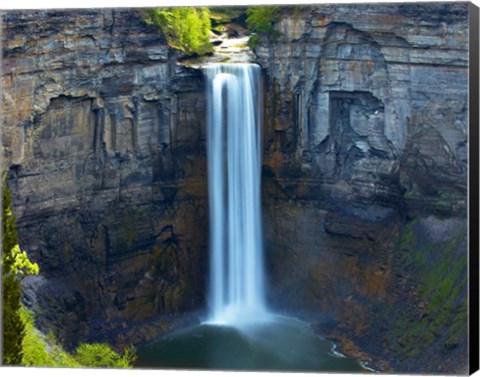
[205,63,269,325]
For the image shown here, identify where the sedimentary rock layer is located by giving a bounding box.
[2,9,208,349]
[254,3,469,373]
[257,3,468,214]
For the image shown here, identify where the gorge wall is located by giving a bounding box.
[255,3,469,373]
[2,9,209,349]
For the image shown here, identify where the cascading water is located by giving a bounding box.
[136,63,367,374]
[205,63,268,325]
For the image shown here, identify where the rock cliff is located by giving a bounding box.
[256,3,468,214]
[2,9,208,349]
[254,3,469,373]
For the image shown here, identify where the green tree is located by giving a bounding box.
[2,174,39,365]
[246,6,281,48]
[145,7,213,56]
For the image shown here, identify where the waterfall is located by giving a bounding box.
[205,63,269,325]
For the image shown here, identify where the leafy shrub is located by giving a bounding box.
[20,307,80,367]
[20,308,55,367]
[144,7,213,56]
[75,343,136,368]
[20,306,136,368]
[245,6,281,48]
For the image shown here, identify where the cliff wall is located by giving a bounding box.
[2,9,208,349]
[257,2,468,214]
[255,3,469,373]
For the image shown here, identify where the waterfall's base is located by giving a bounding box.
[204,306,272,327]
[135,315,368,372]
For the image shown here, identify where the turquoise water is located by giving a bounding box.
[135,315,367,372]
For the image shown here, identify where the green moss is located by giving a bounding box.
[404,190,420,199]
[425,253,466,313]
[385,218,468,359]
[398,218,422,270]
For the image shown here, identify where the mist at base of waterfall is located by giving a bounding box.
[203,303,272,327]
[135,315,368,372]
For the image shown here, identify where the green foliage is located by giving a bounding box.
[20,307,80,367]
[1,174,134,368]
[246,6,281,48]
[2,174,39,365]
[11,245,40,276]
[21,307,56,367]
[210,7,245,24]
[75,343,136,368]
[144,7,213,56]
[246,6,281,34]
[20,307,136,368]
[386,219,468,358]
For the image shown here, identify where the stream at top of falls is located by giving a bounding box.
[180,31,255,68]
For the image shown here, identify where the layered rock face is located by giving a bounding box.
[257,2,468,213]
[255,3,469,372]
[2,9,208,349]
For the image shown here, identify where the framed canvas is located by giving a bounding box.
[1,0,479,375]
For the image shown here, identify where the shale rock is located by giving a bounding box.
[2,9,208,349]
[256,3,469,373]
[256,3,468,215]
